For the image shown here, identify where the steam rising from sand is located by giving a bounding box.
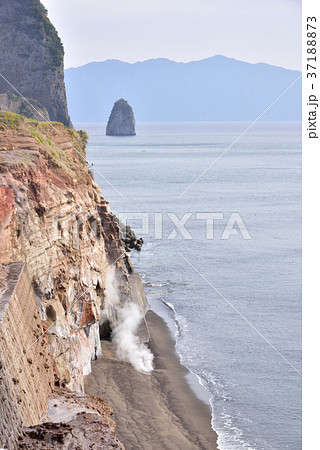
[112,303,154,373]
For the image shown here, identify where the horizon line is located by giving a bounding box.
[65,54,301,73]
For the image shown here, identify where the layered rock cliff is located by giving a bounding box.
[0,263,54,448]
[0,0,72,127]
[0,111,148,393]
[106,99,136,136]
[0,3,145,447]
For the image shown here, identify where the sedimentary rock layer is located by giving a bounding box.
[0,263,54,449]
[0,111,147,393]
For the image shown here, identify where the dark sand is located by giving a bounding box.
[85,311,218,450]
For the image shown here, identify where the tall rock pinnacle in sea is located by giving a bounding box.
[0,0,72,127]
[106,99,136,136]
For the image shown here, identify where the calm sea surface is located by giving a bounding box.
[81,122,301,450]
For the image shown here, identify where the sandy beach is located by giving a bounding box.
[84,310,218,450]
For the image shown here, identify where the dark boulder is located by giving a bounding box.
[115,218,144,252]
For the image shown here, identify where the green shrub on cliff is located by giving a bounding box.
[30,128,44,144]
[13,0,64,70]
[0,111,22,131]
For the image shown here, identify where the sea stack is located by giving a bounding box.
[106,98,136,136]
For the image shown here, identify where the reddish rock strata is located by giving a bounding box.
[0,111,148,448]
[0,112,147,392]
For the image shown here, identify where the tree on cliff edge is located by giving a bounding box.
[0,0,72,127]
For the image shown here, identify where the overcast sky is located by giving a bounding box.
[42,0,301,70]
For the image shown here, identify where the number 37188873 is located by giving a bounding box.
[307,17,317,79]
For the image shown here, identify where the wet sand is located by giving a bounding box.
[85,311,218,450]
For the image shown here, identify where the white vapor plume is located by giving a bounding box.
[112,303,154,373]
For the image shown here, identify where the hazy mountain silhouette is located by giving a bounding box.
[65,56,301,122]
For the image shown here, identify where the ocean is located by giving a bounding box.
[81,122,302,450]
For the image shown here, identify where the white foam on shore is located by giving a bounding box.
[158,297,255,450]
[160,298,188,339]
[159,299,215,408]
[138,271,254,449]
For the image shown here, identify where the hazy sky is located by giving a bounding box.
[42,0,301,70]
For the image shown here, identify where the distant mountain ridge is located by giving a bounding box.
[65,56,301,123]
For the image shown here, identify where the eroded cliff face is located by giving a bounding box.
[0,0,72,127]
[19,388,125,449]
[0,263,54,449]
[0,111,147,392]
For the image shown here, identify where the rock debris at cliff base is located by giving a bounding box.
[19,389,124,449]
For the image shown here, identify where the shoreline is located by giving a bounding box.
[149,296,214,409]
[85,310,218,449]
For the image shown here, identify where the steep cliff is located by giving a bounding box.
[0,0,72,127]
[0,263,54,449]
[0,93,50,121]
[106,99,136,136]
[0,111,148,393]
